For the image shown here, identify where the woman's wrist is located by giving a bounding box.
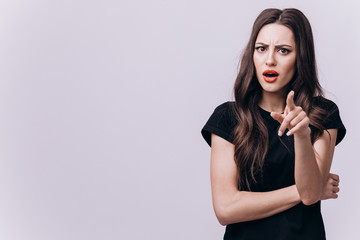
[293,126,311,139]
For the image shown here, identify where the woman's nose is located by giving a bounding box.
[265,51,276,66]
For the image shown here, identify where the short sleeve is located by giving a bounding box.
[314,98,346,145]
[201,102,237,147]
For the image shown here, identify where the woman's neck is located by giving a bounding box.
[258,91,286,113]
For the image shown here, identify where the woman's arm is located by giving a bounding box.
[210,133,301,225]
[293,128,337,205]
[210,133,339,225]
[271,91,338,205]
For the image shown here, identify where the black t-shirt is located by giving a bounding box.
[201,97,346,240]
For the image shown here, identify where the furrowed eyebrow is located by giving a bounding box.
[275,44,293,48]
[255,42,268,46]
[255,42,293,48]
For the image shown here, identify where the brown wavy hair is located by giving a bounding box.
[232,8,332,190]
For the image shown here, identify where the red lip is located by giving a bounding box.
[262,70,279,83]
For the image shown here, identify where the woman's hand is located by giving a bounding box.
[271,91,310,137]
[321,173,340,200]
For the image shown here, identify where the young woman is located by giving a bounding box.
[201,8,346,239]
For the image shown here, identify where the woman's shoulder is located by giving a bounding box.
[212,101,238,125]
[201,101,238,147]
[311,96,346,145]
[312,96,339,111]
[213,101,236,112]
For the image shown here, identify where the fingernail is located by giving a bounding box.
[286,131,292,136]
[278,131,283,136]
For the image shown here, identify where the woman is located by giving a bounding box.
[201,8,346,239]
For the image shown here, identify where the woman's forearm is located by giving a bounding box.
[293,128,323,205]
[214,185,301,225]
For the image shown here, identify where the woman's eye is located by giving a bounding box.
[279,48,290,54]
[256,47,266,52]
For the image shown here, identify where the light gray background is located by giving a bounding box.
[0,0,358,239]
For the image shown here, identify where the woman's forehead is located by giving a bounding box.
[256,23,295,46]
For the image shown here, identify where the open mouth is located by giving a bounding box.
[263,70,279,83]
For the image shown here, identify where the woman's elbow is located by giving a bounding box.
[214,203,244,226]
[301,192,321,206]
[301,198,319,206]
[214,205,231,226]
[215,209,231,226]
[217,217,228,226]
[298,185,322,206]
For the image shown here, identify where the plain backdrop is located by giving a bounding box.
[0,0,358,239]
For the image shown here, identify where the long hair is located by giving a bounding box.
[233,8,330,190]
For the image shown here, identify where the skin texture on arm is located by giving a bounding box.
[210,133,301,225]
[271,91,338,205]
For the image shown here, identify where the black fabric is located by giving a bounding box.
[201,97,346,240]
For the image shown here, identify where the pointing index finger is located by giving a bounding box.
[286,90,296,110]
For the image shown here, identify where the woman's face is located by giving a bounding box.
[253,23,296,95]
